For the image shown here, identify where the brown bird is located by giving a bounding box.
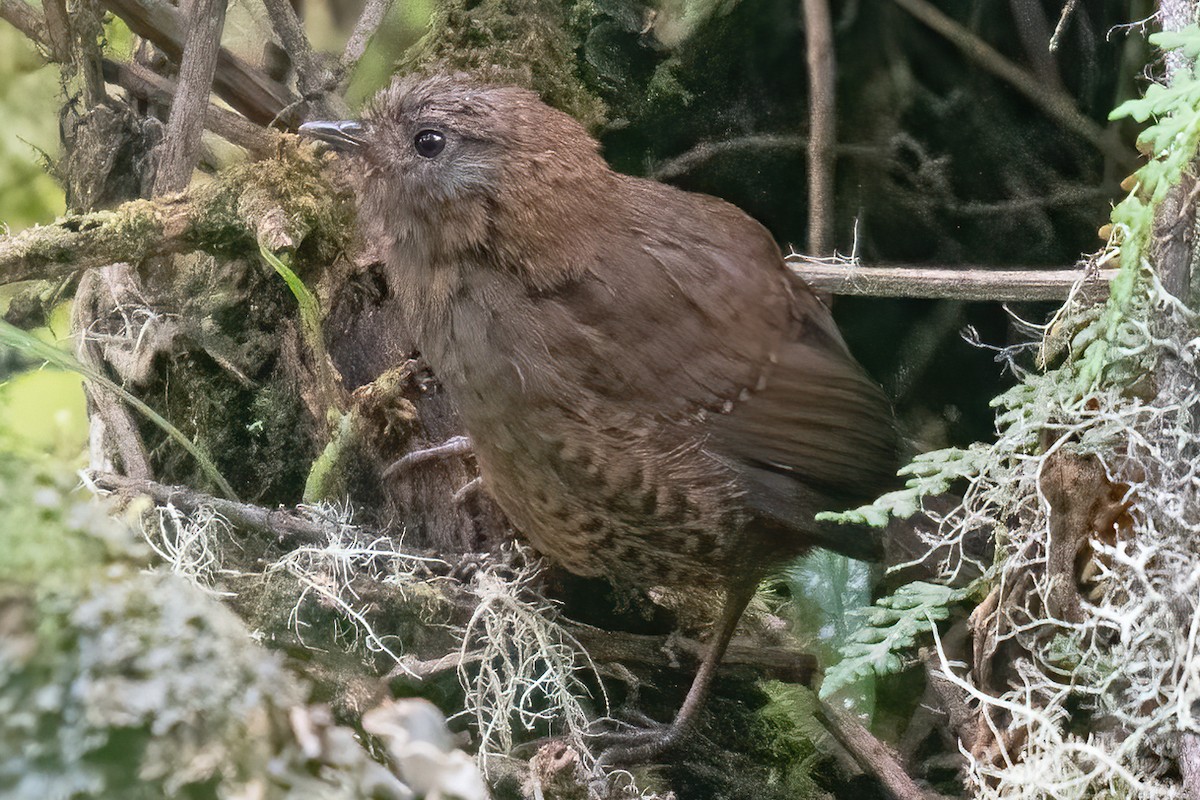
[301,75,900,762]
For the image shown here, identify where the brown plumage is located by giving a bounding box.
[301,74,900,761]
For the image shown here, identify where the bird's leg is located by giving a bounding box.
[382,435,472,478]
[596,580,758,765]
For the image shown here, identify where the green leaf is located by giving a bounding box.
[818,580,975,700]
[0,318,237,499]
[817,445,988,527]
[259,245,323,357]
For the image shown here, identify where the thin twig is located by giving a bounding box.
[949,184,1111,216]
[383,435,473,479]
[802,0,837,255]
[1048,0,1081,52]
[102,58,281,157]
[651,134,808,180]
[789,257,1116,301]
[892,0,1137,172]
[260,0,345,118]
[340,0,397,87]
[153,0,228,196]
[90,471,341,546]
[100,0,297,127]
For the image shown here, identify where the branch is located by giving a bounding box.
[260,0,345,118]
[892,0,1137,172]
[1182,733,1200,800]
[1048,0,1080,51]
[41,0,70,63]
[152,0,228,195]
[651,134,808,181]
[74,266,154,479]
[1159,0,1195,84]
[340,0,396,86]
[392,622,817,687]
[789,257,1116,301]
[802,0,836,255]
[0,199,192,283]
[100,0,297,127]
[90,471,337,546]
[101,58,281,157]
[571,624,818,685]
[1152,3,1199,300]
[88,469,818,693]
[816,700,946,800]
[0,0,47,45]
[38,0,106,105]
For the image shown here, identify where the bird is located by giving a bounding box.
[300,74,901,763]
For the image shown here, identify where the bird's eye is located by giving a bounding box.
[414,129,446,158]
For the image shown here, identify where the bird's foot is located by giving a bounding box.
[452,475,483,504]
[382,435,473,478]
[590,714,686,766]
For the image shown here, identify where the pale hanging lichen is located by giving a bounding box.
[819,24,1200,799]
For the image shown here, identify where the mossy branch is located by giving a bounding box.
[0,146,351,287]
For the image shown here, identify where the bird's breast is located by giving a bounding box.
[396,264,756,589]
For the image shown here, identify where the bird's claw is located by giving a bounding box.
[589,715,684,766]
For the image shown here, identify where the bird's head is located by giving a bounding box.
[301,74,613,282]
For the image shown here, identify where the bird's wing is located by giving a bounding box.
[705,279,901,523]
[539,177,899,539]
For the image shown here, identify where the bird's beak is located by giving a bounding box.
[298,119,368,152]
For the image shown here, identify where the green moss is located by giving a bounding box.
[303,410,361,503]
[186,144,354,265]
[101,200,164,261]
[17,229,76,266]
[142,342,317,505]
[12,203,164,274]
[400,0,608,130]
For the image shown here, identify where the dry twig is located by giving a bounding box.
[817,701,946,800]
[1048,0,1081,52]
[801,0,837,255]
[90,471,352,547]
[340,0,397,87]
[101,0,297,126]
[101,59,281,157]
[152,0,228,195]
[789,257,1116,301]
[892,0,1136,171]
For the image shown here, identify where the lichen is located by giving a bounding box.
[816,25,1200,800]
[0,452,471,800]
